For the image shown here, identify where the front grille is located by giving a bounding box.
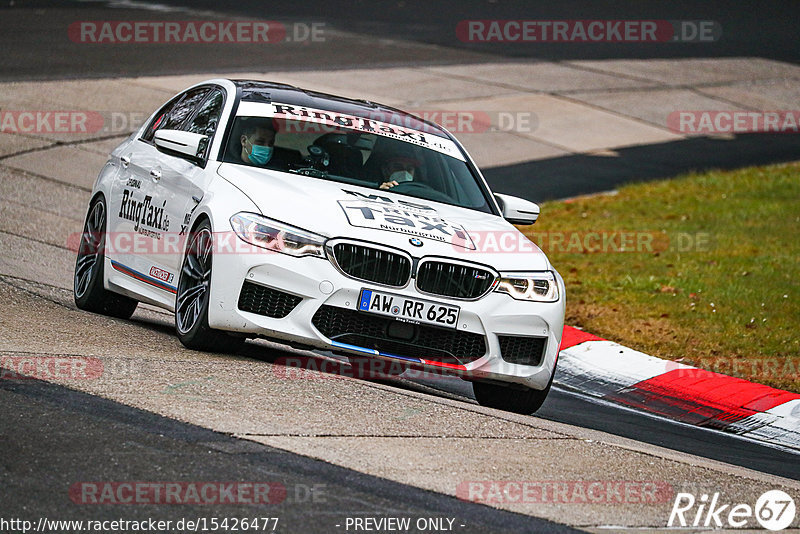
[416,261,495,299]
[498,335,546,366]
[312,305,487,365]
[237,281,302,318]
[332,243,410,287]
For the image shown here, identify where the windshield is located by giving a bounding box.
[222,104,494,213]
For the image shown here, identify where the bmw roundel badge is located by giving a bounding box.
[409,237,424,247]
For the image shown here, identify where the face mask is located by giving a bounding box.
[246,139,273,165]
[390,170,413,183]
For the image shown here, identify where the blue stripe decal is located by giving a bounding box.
[332,341,377,355]
[331,341,422,363]
[110,260,177,293]
[377,352,421,363]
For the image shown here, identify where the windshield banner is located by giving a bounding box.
[236,101,465,160]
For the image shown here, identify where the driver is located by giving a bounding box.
[240,119,276,166]
[379,155,420,190]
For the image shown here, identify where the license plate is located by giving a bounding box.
[357,289,460,329]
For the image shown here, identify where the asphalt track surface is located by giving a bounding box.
[0,374,577,533]
[404,375,800,480]
[1,1,799,531]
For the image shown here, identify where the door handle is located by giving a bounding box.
[150,168,162,181]
[120,154,131,168]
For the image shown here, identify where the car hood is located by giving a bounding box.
[217,163,550,271]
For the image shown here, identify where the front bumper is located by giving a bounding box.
[208,247,565,390]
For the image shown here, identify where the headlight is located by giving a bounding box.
[230,212,326,258]
[494,271,559,302]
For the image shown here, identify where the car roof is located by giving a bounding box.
[231,79,450,138]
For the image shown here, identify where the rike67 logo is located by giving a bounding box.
[669,490,796,531]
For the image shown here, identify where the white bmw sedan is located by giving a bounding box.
[74,79,565,414]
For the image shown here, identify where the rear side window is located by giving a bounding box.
[141,87,209,142]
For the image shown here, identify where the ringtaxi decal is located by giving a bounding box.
[118,189,170,238]
[242,102,464,159]
[338,194,475,250]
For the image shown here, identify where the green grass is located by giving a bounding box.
[522,162,800,392]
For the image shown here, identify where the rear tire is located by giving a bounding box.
[175,220,244,353]
[472,373,553,415]
[74,197,138,319]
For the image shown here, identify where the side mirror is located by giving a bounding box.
[154,129,208,165]
[495,193,540,225]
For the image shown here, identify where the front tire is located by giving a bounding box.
[472,374,553,415]
[74,197,138,319]
[175,220,243,353]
